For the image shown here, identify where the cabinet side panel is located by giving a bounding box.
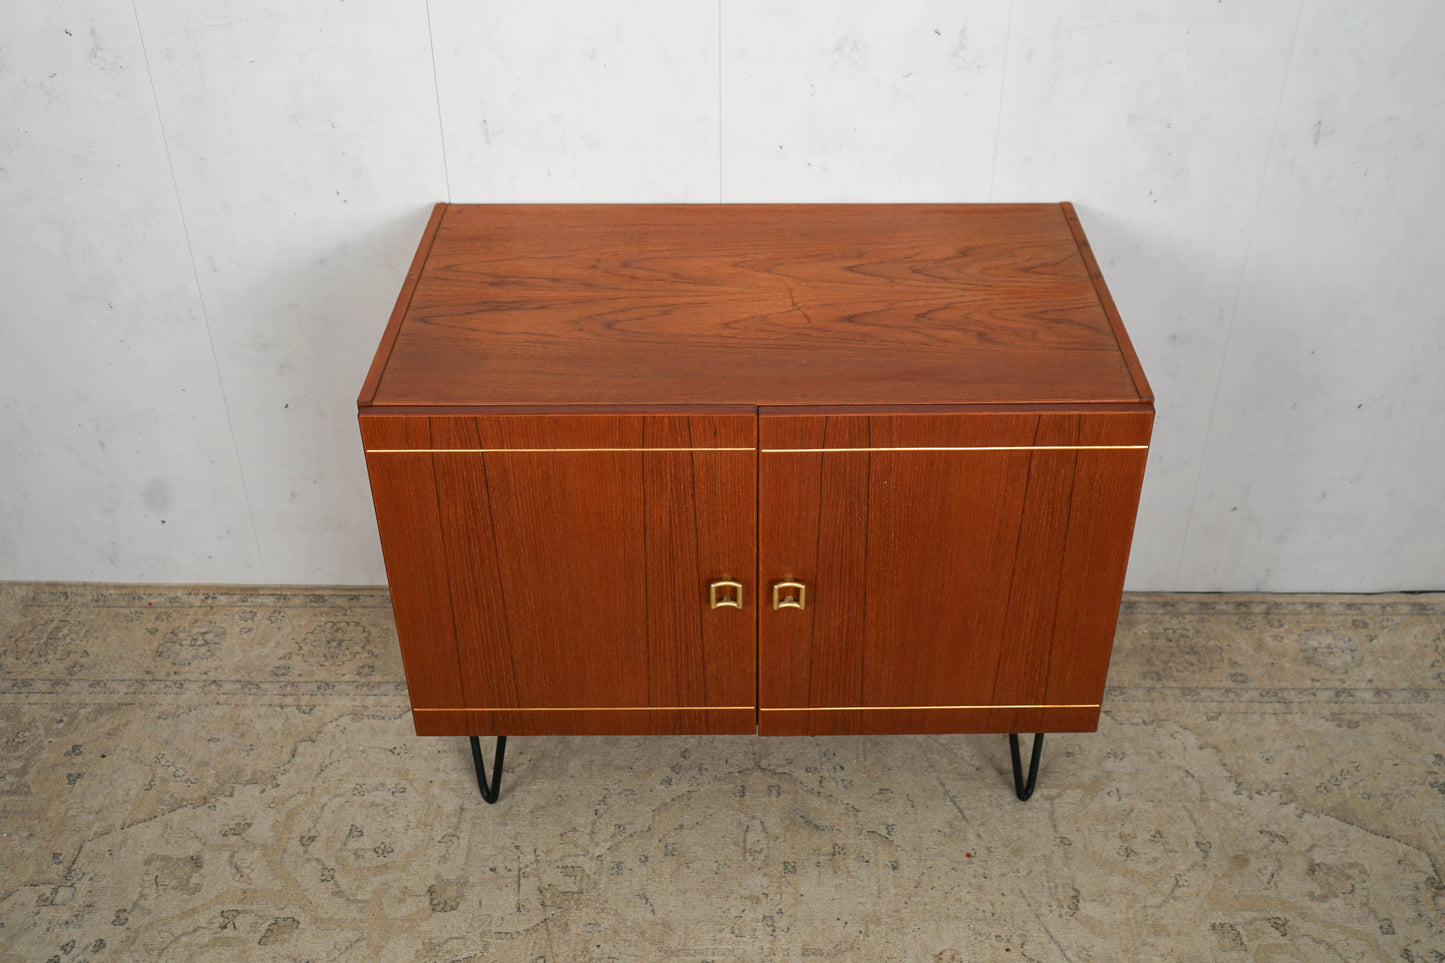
[362,437,465,712]
[1044,414,1153,710]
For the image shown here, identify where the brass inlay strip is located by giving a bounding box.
[366,447,756,453]
[414,706,755,713]
[369,446,1146,454]
[762,703,1100,712]
[762,446,1148,453]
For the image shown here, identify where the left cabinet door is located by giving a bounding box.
[361,412,757,736]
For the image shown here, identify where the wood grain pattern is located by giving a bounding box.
[361,417,464,709]
[1039,414,1153,717]
[362,413,755,736]
[756,410,1151,736]
[368,204,1146,408]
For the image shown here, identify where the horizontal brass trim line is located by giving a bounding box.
[762,445,1149,453]
[414,705,755,713]
[369,446,1146,454]
[761,703,1100,712]
[366,447,755,453]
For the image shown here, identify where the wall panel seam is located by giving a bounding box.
[129,0,265,577]
[717,0,723,202]
[986,0,1016,202]
[424,0,453,202]
[1174,0,1307,589]
[0,467,35,577]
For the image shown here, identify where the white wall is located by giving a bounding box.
[2,1,1441,591]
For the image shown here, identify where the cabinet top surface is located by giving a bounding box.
[362,203,1152,408]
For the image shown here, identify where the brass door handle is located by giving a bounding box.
[771,581,806,610]
[709,580,743,609]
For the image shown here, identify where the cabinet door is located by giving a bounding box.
[362,412,756,735]
[757,410,1151,735]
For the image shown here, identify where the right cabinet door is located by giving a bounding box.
[757,409,1151,736]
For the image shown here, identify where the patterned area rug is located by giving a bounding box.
[0,584,1441,961]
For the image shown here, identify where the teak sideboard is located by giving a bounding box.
[359,203,1152,802]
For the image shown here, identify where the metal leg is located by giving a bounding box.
[1009,733,1044,801]
[469,735,507,804]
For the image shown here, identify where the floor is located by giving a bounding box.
[0,584,1441,961]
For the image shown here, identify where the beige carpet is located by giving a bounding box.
[0,584,1441,961]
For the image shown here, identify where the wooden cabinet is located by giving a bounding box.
[359,204,1152,746]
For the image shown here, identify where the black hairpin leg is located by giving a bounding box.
[469,735,507,804]
[1009,733,1044,801]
